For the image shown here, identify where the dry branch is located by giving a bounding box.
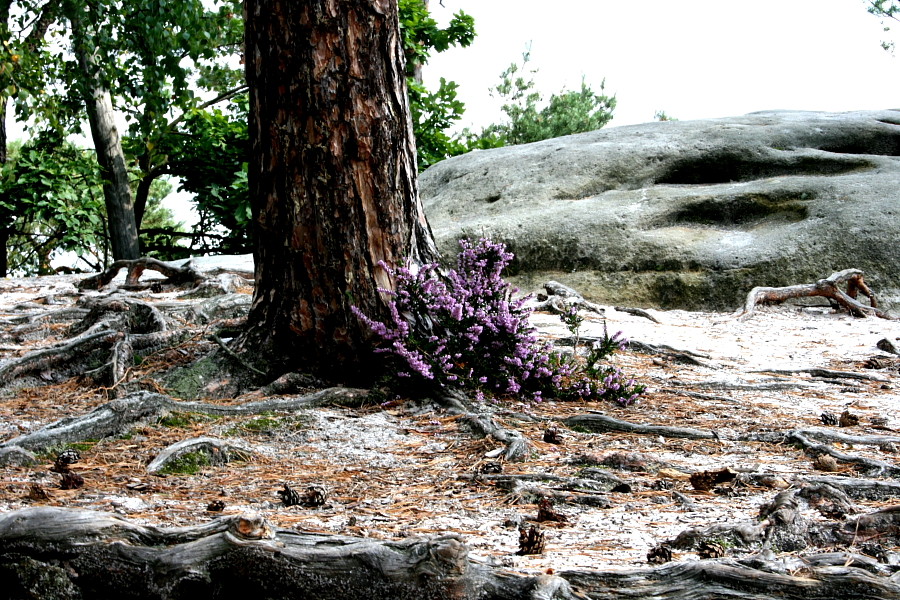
[735,268,895,320]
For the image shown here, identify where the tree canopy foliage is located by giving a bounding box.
[0,0,245,273]
[867,0,900,51]
[466,50,616,148]
[0,1,618,275]
[0,133,105,274]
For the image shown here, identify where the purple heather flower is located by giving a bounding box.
[352,237,643,406]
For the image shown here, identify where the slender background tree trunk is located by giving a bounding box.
[238,0,439,382]
[0,96,8,277]
[0,0,11,276]
[68,3,140,261]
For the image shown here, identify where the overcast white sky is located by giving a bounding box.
[8,0,900,232]
[7,2,896,138]
[424,0,900,129]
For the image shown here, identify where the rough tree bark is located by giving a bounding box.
[67,1,140,261]
[235,0,439,382]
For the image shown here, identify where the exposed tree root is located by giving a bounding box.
[0,329,123,385]
[563,412,719,440]
[667,482,900,572]
[0,507,582,600]
[735,268,896,320]
[756,367,890,383]
[627,340,715,367]
[0,388,368,453]
[559,555,900,599]
[785,430,900,477]
[779,427,900,452]
[77,256,207,291]
[800,475,900,501]
[4,506,897,599]
[560,413,900,492]
[459,413,532,461]
[145,436,256,474]
[430,389,536,462]
[0,293,201,395]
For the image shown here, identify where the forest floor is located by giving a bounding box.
[1,265,899,576]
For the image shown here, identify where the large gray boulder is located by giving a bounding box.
[420,110,900,311]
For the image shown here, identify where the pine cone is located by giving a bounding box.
[301,485,328,507]
[278,483,302,507]
[52,449,81,473]
[479,461,503,474]
[27,483,52,501]
[839,410,860,427]
[689,468,735,491]
[860,542,888,562]
[876,338,899,355]
[864,356,890,369]
[820,412,839,426]
[647,544,673,564]
[697,540,726,559]
[60,472,85,490]
[536,498,567,523]
[517,524,545,555]
[813,454,839,472]
[543,427,563,445]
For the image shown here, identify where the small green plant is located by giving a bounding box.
[224,414,309,437]
[158,450,211,475]
[560,313,645,405]
[36,441,97,461]
[560,305,584,352]
[240,415,280,432]
[157,412,210,429]
[654,110,678,122]
[66,441,97,453]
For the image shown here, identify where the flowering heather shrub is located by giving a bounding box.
[353,238,643,406]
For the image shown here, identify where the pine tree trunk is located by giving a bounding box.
[237,0,439,382]
[68,5,140,261]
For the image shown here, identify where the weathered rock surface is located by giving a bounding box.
[420,110,900,310]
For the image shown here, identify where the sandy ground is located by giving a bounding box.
[1,272,898,574]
